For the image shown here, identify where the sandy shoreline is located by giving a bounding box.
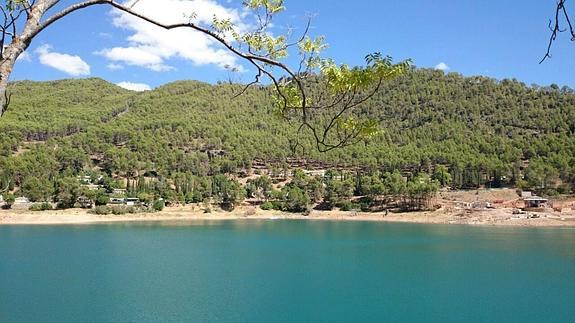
[1,204,574,227]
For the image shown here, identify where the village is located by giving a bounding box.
[1,165,575,226]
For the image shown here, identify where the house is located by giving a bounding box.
[303,169,326,177]
[205,149,227,160]
[81,184,102,191]
[125,198,141,206]
[521,191,533,198]
[112,188,127,195]
[524,196,548,209]
[77,196,93,209]
[14,197,30,204]
[456,202,473,209]
[471,201,493,209]
[77,175,92,184]
[109,198,125,205]
[12,197,32,209]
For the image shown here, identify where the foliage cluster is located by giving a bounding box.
[0,71,573,213]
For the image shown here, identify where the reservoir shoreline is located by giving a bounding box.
[1,205,574,227]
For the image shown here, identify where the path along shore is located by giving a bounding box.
[1,205,574,227]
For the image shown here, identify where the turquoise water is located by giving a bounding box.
[1,221,575,322]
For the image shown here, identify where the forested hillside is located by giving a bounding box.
[0,69,574,209]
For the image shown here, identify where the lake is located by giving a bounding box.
[1,220,574,322]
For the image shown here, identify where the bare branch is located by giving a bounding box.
[0,87,11,117]
[541,0,574,63]
[0,0,406,153]
[0,179,10,193]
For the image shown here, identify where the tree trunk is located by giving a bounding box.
[0,1,52,116]
[0,54,18,117]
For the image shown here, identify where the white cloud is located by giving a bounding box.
[98,0,247,72]
[106,63,125,70]
[117,81,152,91]
[98,46,173,71]
[16,51,31,62]
[435,62,450,71]
[35,44,90,76]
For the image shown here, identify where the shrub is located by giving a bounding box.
[557,184,572,195]
[29,202,53,211]
[360,203,371,212]
[339,201,354,211]
[90,206,111,215]
[111,206,128,215]
[283,186,310,212]
[271,201,284,211]
[260,201,274,210]
[153,199,165,212]
[2,193,15,209]
[95,194,109,206]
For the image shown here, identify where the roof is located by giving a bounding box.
[524,196,548,201]
[521,191,533,198]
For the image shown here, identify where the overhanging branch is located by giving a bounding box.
[541,0,575,63]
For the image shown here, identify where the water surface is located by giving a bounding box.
[1,220,574,322]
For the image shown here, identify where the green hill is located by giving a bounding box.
[1,70,574,206]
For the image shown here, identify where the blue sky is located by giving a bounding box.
[11,0,575,91]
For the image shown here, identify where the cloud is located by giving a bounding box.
[117,81,152,91]
[35,44,90,76]
[106,63,124,70]
[98,46,173,71]
[98,0,247,72]
[434,62,450,71]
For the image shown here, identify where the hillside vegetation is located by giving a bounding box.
[0,70,573,210]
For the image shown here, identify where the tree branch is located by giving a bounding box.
[32,0,310,120]
[541,0,574,63]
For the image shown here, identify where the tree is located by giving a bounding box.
[359,172,386,203]
[95,190,110,206]
[432,165,452,187]
[282,185,310,212]
[80,186,98,206]
[3,65,575,203]
[306,176,324,203]
[383,171,406,198]
[0,0,409,151]
[153,199,165,211]
[21,177,53,202]
[323,175,354,209]
[246,175,273,200]
[524,158,559,190]
[2,192,15,209]
[54,177,80,208]
[213,174,244,209]
[405,174,439,211]
[290,169,308,190]
[137,192,153,205]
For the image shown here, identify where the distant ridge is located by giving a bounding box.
[1,69,574,190]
